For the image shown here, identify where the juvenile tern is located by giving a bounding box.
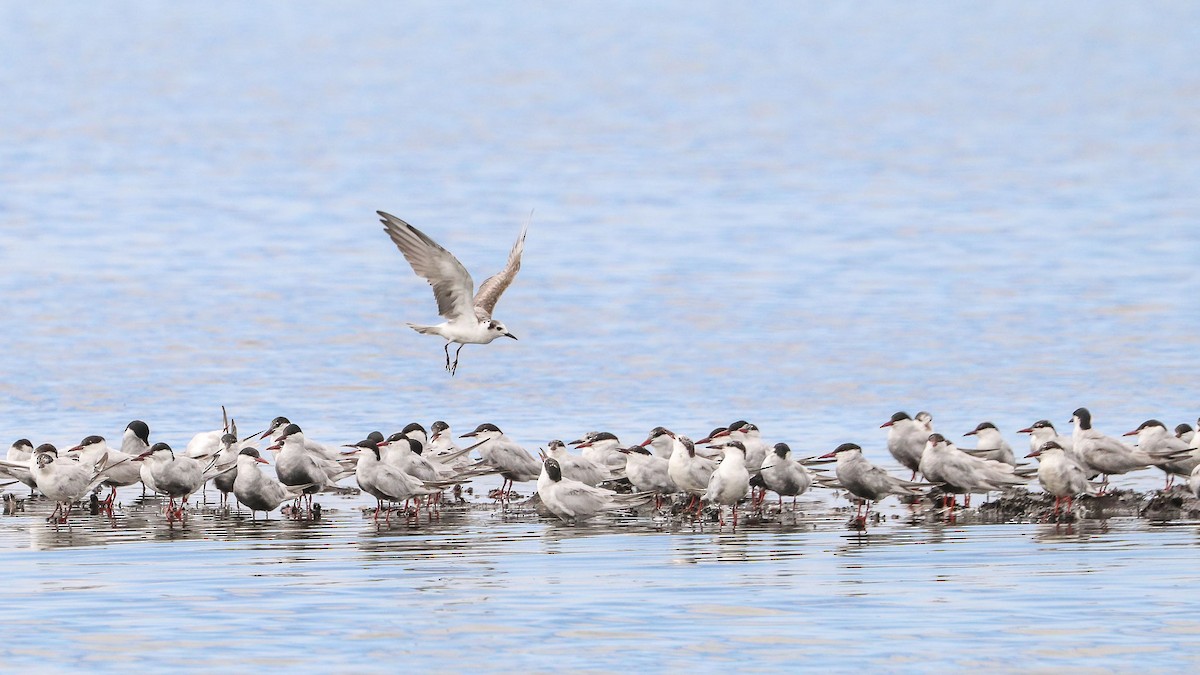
[1026,441,1092,518]
[379,210,525,375]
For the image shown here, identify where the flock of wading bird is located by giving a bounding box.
[2,407,1199,529]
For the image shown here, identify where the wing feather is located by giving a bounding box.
[378,211,476,321]
[473,223,527,318]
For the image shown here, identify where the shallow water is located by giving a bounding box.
[2,1,1200,670]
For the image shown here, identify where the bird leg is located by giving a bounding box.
[965,494,971,508]
[732,503,738,528]
[444,342,452,370]
[449,344,465,376]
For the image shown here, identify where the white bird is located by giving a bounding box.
[1071,408,1181,490]
[267,424,352,515]
[616,444,676,508]
[133,442,209,522]
[1,439,37,494]
[460,423,541,502]
[10,444,108,524]
[961,422,1016,465]
[382,434,442,483]
[667,435,719,514]
[351,439,439,524]
[919,433,1026,509]
[379,210,525,375]
[703,441,751,526]
[573,432,626,471]
[1189,462,1200,500]
[536,458,651,525]
[232,448,311,520]
[428,420,470,467]
[638,426,676,459]
[65,434,142,512]
[184,407,235,458]
[1122,419,1200,489]
[881,411,929,478]
[120,420,153,494]
[1026,441,1093,518]
[820,442,924,525]
[758,442,813,511]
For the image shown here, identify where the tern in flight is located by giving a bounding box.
[379,211,526,375]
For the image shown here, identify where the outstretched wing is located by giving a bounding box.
[473,223,527,319]
[378,211,476,322]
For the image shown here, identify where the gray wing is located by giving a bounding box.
[473,223,527,319]
[378,211,476,322]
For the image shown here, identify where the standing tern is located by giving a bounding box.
[12,444,108,524]
[703,441,751,526]
[267,424,351,515]
[2,439,37,495]
[378,211,525,375]
[232,448,312,520]
[758,442,813,511]
[536,458,651,525]
[881,411,929,479]
[961,422,1016,465]
[1122,419,1200,489]
[351,439,439,524]
[1026,441,1093,519]
[1070,408,1182,490]
[66,435,142,512]
[919,433,1026,510]
[667,435,719,514]
[133,443,211,522]
[460,423,541,503]
[820,443,924,526]
[616,445,676,509]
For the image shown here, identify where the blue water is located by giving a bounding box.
[2,1,1199,670]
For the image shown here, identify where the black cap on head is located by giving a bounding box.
[626,445,651,456]
[79,435,105,446]
[1040,441,1063,451]
[126,420,150,444]
[1071,408,1092,429]
[406,438,424,455]
[974,422,997,432]
[590,431,619,443]
[220,433,237,445]
[544,457,562,482]
[1175,423,1193,436]
[474,423,501,434]
[927,433,946,444]
[681,437,696,457]
[891,412,912,422]
[727,420,749,431]
[1137,419,1165,431]
[354,439,382,459]
[648,426,672,439]
[386,432,405,443]
[724,441,746,453]
[773,442,790,457]
[12,439,32,449]
[402,422,427,437]
[34,443,58,455]
[833,442,861,454]
[269,416,291,430]
[239,447,261,459]
[366,431,385,443]
[279,423,302,438]
[1032,420,1054,429]
[431,421,449,433]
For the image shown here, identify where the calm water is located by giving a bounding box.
[2,1,1199,670]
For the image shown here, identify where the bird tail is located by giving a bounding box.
[407,323,438,335]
